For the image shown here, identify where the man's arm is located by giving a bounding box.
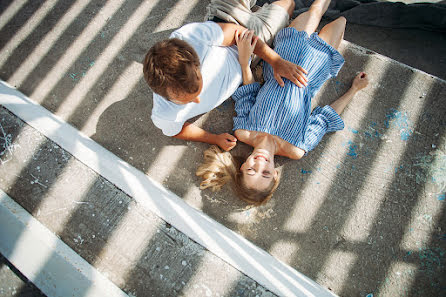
[217,23,308,87]
[173,122,237,151]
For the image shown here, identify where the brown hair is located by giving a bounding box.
[196,146,281,206]
[143,38,201,99]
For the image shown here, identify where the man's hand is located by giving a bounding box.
[215,133,237,151]
[272,58,308,88]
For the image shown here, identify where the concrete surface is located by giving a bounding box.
[0,0,445,296]
[0,106,277,297]
[0,253,45,297]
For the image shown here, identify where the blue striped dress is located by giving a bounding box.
[233,27,345,153]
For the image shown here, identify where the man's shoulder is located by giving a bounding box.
[170,21,223,46]
[152,93,185,118]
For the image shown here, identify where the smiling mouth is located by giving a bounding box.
[254,154,268,162]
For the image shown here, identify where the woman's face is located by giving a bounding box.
[240,149,278,191]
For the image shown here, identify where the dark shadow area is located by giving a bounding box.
[342,22,446,81]
[337,79,446,297]
[0,252,46,297]
[0,0,46,52]
[0,0,78,79]
[0,0,15,16]
[122,224,205,296]
[66,0,178,129]
[1,0,445,296]
[0,107,73,217]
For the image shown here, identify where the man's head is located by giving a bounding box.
[143,38,202,104]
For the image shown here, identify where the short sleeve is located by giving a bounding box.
[301,106,344,153]
[170,21,224,46]
[330,51,345,77]
[232,83,261,130]
[151,114,184,137]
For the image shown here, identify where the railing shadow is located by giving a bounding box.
[1,0,445,296]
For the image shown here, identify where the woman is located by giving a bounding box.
[197,0,369,205]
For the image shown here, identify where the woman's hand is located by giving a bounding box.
[272,58,308,88]
[215,133,237,151]
[352,72,369,91]
[235,29,258,68]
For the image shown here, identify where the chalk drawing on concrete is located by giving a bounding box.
[412,150,446,194]
[68,58,95,82]
[345,140,359,159]
[384,108,414,141]
[0,122,20,164]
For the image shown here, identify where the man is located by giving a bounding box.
[143,0,308,151]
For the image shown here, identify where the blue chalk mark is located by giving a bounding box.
[366,294,373,297]
[348,127,359,134]
[301,169,312,174]
[346,141,358,159]
[438,193,445,201]
[394,165,404,173]
[336,164,341,169]
[385,108,413,141]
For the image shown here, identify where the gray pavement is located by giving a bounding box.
[0,106,276,297]
[1,0,445,296]
[0,253,45,297]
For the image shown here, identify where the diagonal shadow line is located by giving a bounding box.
[279,62,418,289]
[196,43,370,272]
[2,0,109,90]
[65,0,180,131]
[0,0,77,75]
[0,109,74,218]
[0,0,14,15]
[0,251,46,297]
[2,0,300,294]
[337,79,446,297]
[0,0,46,52]
[215,46,434,297]
[14,0,135,106]
[0,0,19,24]
[407,202,446,296]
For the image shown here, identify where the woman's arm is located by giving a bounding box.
[235,29,257,85]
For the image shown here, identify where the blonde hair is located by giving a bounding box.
[196,146,281,205]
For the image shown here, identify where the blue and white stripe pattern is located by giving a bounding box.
[233,27,345,153]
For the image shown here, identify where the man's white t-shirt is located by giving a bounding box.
[151,21,243,136]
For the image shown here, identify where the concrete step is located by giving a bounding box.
[0,0,445,296]
[0,102,281,297]
[0,85,336,296]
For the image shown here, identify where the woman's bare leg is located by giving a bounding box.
[318,16,346,50]
[288,0,331,36]
[271,0,295,18]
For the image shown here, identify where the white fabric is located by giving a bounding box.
[151,21,243,136]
